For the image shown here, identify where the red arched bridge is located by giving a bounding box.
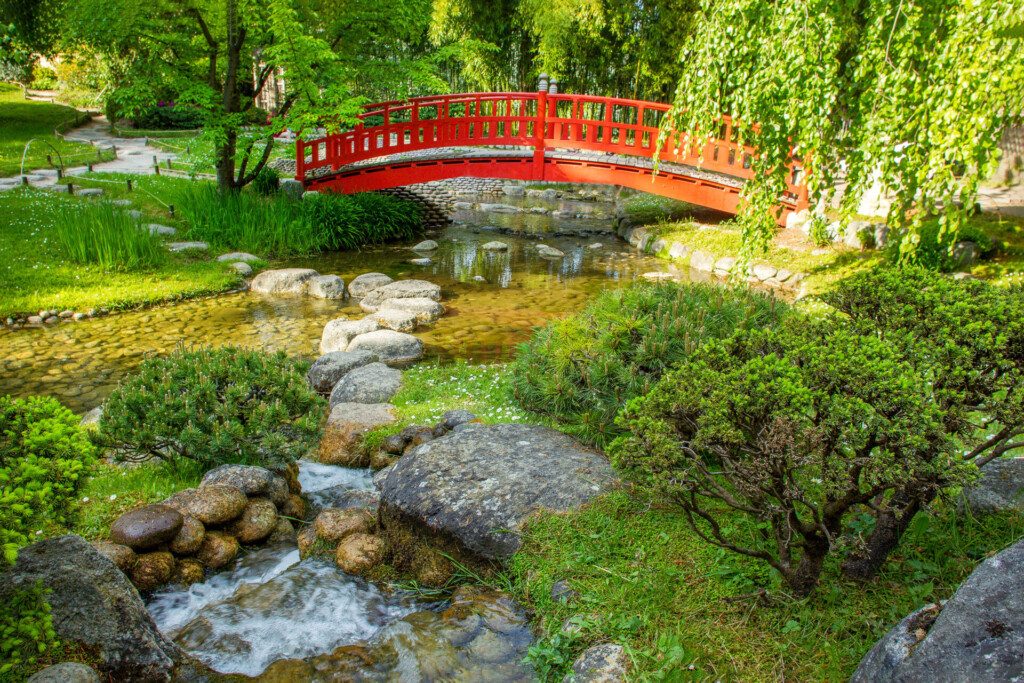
[295,90,808,223]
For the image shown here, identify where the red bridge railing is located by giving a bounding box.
[296,89,807,207]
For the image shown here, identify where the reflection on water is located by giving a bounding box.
[0,213,675,413]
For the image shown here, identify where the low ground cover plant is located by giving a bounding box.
[173,184,422,256]
[0,395,96,563]
[512,282,786,446]
[610,267,1024,595]
[98,347,325,471]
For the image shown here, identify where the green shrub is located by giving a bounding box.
[304,191,422,251]
[887,218,997,270]
[52,200,166,271]
[28,65,57,90]
[0,582,59,679]
[252,167,280,196]
[98,347,325,471]
[611,267,1024,595]
[0,395,96,563]
[511,283,786,446]
[133,102,204,130]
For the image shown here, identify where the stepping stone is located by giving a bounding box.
[378,297,444,324]
[348,272,394,299]
[230,262,252,276]
[641,272,680,282]
[359,280,441,313]
[109,199,133,207]
[250,268,318,295]
[167,241,209,252]
[127,210,143,219]
[146,224,176,236]
[537,245,564,258]
[320,318,379,354]
[306,274,346,300]
[409,258,432,266]
[346,329,423,366]
[216,252,261,263]
[77,188,103,197]
[371,309,418,333]
[412,240,438,251]
[329,362,402,406]
[47,185,72,193]
[481,241,509,251]
[306,350,379,394]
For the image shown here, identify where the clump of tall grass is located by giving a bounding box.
[173,184,422,257]
[52,201,166,270]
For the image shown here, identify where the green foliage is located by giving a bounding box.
[509,490,1023,680]
[174,184,422,256]
[610,267,1024,593]
[887,218,998,271]
[28,64,57,90]
[133,103,204,130]
[0,395,96,564]
[665,0,1024,266]
[97,347,325,471]
[0,581,59,680]
[51,200,166,271]
[252,166,280,196]
[511,283,785,446]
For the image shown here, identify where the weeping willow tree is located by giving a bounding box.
[664,0,1024,264]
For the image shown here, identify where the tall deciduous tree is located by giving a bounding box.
[664,0,1024,264]
[62,0,443,191]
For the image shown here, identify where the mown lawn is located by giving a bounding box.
[0,184,240,318]
[510,491,1023,681]
[0,83,112,176]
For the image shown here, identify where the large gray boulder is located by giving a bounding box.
[0,535,182,681]
[346,329,424,365]
[359,279,442,312]
[329,362,402,406]
[306,350,378,394]
[963,457,1024,514]
[378,423,618,561]
[347,272,394,299]
[250,268,319,295]
[851,537,1024,682]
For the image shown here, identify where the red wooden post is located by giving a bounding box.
[295,139,304,181]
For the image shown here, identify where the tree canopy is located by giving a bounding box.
[664,0,1024,263]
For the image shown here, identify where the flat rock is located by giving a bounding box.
[378,423,618,561]
[409,257,432,266]
[537,245,564,258]
[689,250,714,272]
[306,350,378,394]
[216,252,260,263]
[320,317,379,354]
[28,662,100,683]
[641,272,679,282]
[168,241,209,252]
[319,403,397,467]
[964,457,1024,514]
[359,280,442,312]
[347,329,424,365]
[378,297,444,323]
[250,268,319,295]
[307,274,346,300]
[348,272,394,299]
[565,643,629,682]
[853,538,1024,683]
[109,505,183,551]
[145,224,176,236]
[329,362,402,406]
[77,188,103,197]
[0,535,181,680]
[412,240,438,251]
[230,262,253,276]
[201,464,277,497]
[371,308,418,332]
[481,241,509,251]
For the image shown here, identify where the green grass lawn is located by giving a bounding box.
[0,83,113,176]
[510,491,1023,681]
[150,133,295,177]
[0,183,241,317]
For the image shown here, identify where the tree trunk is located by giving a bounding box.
[215,0,243,193]
[841,491,926,580]
[215,130,237,192]
[785,537,829,597]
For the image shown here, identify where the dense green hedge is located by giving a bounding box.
[511,283,786,446]
[0,395,96,564]
[98,347,325,471]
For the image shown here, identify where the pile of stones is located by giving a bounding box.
[93,464,305,591]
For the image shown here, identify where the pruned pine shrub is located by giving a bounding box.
[0,581,59,679]
[0,395,96,564]
[511,283,786,446]
[610,267,1024,595]
[98,347,325,471]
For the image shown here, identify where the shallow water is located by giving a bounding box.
[0,198,675,412]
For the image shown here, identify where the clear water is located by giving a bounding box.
[0,199,675,413]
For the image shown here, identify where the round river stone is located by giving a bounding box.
[109,505,183,551]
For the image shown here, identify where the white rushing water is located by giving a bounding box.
[146,461,418,677]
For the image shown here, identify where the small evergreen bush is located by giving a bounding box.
[511,283,786,446]
[0,582,59,679]
[0,395,96,563]
[252,167,280,196]
[98,347,325,470]
[887,218,997,270]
